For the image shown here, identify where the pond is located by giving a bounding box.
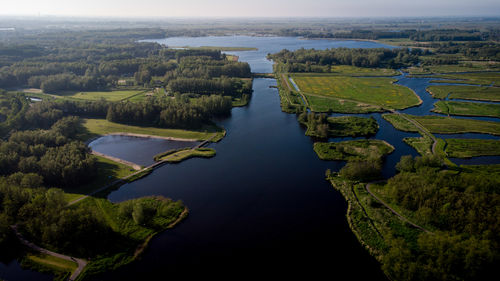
[89,135,199,166]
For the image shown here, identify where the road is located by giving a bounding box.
[365,183,432,234]
[11,225,88,281]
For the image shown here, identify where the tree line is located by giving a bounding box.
[269,47,421,70]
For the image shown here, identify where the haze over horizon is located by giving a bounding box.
[2,0,500,18]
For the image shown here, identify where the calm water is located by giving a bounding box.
[89,135,198,166]
[99,78,387,280]
[0,260,53,281]
[96,36,500,279]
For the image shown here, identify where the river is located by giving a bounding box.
[2,36,498,281]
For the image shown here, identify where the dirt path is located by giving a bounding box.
[11,225,88,281]
[389,110,438,154]
[365,183,432,234]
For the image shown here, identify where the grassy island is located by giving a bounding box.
[154,147,216,163]
[314,140,394,161]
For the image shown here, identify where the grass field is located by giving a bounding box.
[431,72,500,86]
[292,74,420,109]
[80,118,224,141]
[327,116,379,137]
[426,85,500,101]
[403,136,434,155]
[22,252,76,281]
[385,114,500,135]
[313,140,394,161]
[382,114,420,132]
[305,94,384,113]
[445,139,500,158]
[433,101,500,117]
[63,90,144,101]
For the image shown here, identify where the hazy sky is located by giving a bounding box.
[2,0,500,18]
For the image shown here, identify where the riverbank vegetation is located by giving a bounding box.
[328,155,500,281]
[426,85,500,101]
[432,100,500,118]
[314,140,394,161]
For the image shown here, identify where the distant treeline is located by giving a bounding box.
[278,28,500,42]
[269,47,421,70]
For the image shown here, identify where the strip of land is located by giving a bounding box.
[445,139,500,158]
[426,85,500,101]
[81,118,225,142]
[383,113,500,135]
[432,100,500,118]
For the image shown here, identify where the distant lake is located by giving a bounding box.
[142,35,396,73]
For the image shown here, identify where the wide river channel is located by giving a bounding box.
[2,36,499,280]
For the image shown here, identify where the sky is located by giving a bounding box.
[1,0,500,18]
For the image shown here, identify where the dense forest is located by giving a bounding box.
[0,43,251,93]
[0,29,253,269]
[269,47,422,70]
[380,156,499,281]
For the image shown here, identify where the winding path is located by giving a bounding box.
[389,110,438,154]
[10,225,88,281]
[365,183,432,234]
